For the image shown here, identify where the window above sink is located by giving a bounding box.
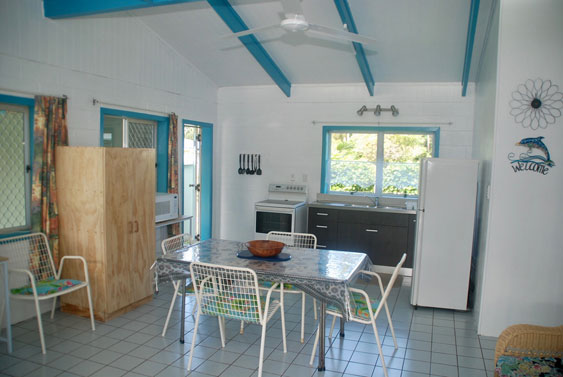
[320,126,439,197]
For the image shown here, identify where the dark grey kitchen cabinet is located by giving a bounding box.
[307,207,339,249]
[307,205,416,268]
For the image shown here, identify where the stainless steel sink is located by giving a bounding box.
[319,202,408,211]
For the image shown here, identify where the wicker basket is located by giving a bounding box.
[246,240,285,258]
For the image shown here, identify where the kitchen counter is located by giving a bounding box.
[309,201,416,215]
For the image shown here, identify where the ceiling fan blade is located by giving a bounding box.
[280,0,304,17]
[307,23,377,45]
[222,24,279,39]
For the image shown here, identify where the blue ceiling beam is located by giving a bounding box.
[461,0,480,97]
[207,0,291,97]
[333,0,374,96]
[44,0,202,19]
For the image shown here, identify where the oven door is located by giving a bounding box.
[255,205,295,239]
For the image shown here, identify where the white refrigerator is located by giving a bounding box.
[410,158,479,310]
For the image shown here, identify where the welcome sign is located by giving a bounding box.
[508,136,554,175]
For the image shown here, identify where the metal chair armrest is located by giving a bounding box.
[57,256,89,282]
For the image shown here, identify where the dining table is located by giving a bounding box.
[155,238,371,371]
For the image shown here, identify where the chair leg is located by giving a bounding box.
[371,320,388,377]
[309,324,320,365]
[300,292,305,343]
[329,314,337,338]
[187,309,201,371]
[50,297,57,319]
[162,280,181,337]
[280,289,287,353]
[383,301,398,349]
[85,284,96,331]
[258,321,268,377]
[33,296,46,354]
[218,316,226,348]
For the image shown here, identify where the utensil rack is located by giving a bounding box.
[238,153,262,175]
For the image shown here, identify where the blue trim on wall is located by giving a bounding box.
[0,94,35,236]
[320,125,440,194]
[44,0,202,19]
[207,0,291,97]
[182,119,213,241]
[100,107,169,192]
[462,0,480,97]
[333,0,375,96]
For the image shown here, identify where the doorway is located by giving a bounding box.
[182,120,212,241]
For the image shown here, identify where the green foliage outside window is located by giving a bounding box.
[328,131,434,196]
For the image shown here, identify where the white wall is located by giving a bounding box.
[477,0,563,336]
[0,0,217,323]
[471,0,499,322]
[217,83,475,241]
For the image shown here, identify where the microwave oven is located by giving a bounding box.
[155,193,179,222]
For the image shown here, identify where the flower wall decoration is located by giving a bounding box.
[509,78,563,130]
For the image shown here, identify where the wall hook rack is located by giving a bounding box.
[357,104,399,117]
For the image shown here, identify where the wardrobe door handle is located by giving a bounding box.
[134,221,139,233]
[365,229,379,233]
[316,225,328,229]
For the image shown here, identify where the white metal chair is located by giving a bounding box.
[0,233,95,354]
[310,253,407,377]
[264,231,317,343]
[187,262,287,377]
[160,233,195,337]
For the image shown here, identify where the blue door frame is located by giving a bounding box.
[182,119,213,240]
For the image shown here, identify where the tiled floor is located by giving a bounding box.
[0,276,497,377]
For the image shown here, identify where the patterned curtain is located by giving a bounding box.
[31,96,69,265]
[167,113,180,237]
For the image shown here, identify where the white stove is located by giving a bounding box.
[254,184,308,239]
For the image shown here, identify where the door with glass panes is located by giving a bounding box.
[183,125,202,240]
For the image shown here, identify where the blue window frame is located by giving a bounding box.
[100,108,169,192]
[0,94,35,236]
[321,126,440,197]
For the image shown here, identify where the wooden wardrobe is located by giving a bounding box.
[56,146,155,322]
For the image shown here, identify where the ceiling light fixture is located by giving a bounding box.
[356,105,399,117]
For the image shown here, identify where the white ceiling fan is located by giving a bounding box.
[225,0,377,45]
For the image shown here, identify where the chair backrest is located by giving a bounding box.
[161,233,193,256]
[378,253,407,311]
[190,261,263,325]
[267,231,317,249]
[0,233,56,287]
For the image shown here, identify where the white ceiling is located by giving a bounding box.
[127,0,474,90]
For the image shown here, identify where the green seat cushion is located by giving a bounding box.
[495,355,562,376]
[11,277,83,296]
[201,293,264,323]
[328,291,380,320]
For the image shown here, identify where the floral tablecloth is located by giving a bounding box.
[156,238,371,321]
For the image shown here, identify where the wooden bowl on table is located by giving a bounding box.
[246,240,285,258]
